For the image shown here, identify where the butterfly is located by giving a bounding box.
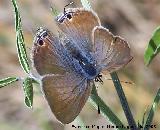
[32,7,132,124]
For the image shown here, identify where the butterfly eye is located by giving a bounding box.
[66,13,72,20]
[38,39,44,46]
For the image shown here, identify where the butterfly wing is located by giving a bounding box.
[42,73,92,124]
[92,26,133,73]
[32,27,74,76]
[56,8,101,52]
[32,28,93,124]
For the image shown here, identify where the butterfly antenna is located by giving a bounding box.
[104,77,134,85]
[64,2,74,14]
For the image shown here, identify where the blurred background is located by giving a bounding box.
[0,0,160,130]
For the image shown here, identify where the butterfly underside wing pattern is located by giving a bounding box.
[32,7,132,124]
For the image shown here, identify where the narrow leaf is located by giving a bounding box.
[0,77,18,88]
[23,77,33,108]
[142,106,148,127]
[81,0,92,10]
[11,0,30,74]
[89,85,127,130]
[110,72,138,130]
[144,26,160,65]
[144,88,160,130]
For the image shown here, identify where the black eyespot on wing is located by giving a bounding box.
[57,12,73,23]
[66,13,72,19]
[35,29,48,46]
[38,39,44,46]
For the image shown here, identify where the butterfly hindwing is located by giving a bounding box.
[42,73,92,124]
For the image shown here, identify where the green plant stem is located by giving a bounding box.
[144,88,160,130]
[11,0,30,74]
[110,72,138,130]
[89,84,127,130]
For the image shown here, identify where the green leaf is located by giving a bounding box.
[11,0,30,74]
[89,85,127,130]
[144,88,160,130]
[81,0,92,10]
[0,77,18,88]
[142,110,147,128]
[110,72,138,130]
[144,26,160,65]
[23,77,33,108]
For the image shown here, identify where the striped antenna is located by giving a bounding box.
[104,77,134,85]
[64,2,74,14]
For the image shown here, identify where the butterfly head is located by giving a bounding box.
[33,27,49,46]
[56,9,74,23]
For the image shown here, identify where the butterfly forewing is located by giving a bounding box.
[92,26,113,64]
[32,28,78,76]
[93,26,133,73]
[32,28,64,75]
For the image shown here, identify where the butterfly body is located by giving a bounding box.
[66,45,99,79]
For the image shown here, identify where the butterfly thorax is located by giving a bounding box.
[70,49,100,80]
